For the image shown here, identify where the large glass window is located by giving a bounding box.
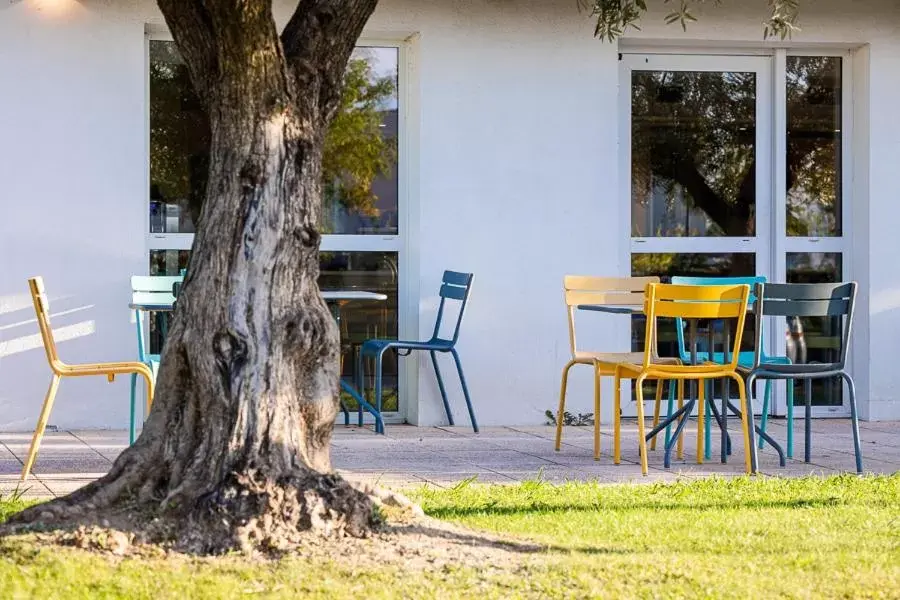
[786,56,842,238]
[631,70,757,238]
[148,40,404,415]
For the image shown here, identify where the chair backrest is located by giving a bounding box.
[131,275,182,361]
[131,275,181,307]
[562,276,659,357]
[754,282,857,369]
[643,283,751,370]
[28,277,62,370]
[431,271,474,344]
[671,275,766,360]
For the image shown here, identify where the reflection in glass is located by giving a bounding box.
[320,251,399,411]
[149,41,208,234]
[787,252,843,407]
[321,47,399,236]
[149,42,398,236]
[631,253,757,358]
[786,57,842,237]
[631,70,757,238]
[147,250,400,412]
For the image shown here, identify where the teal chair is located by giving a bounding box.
[130,275,182,443]
[358,271,476,433]
[669,276,795,460]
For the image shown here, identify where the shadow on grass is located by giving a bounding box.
[390,522,632,557]
[424,496,853,520]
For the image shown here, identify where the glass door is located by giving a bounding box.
[620,54,773,417]
[772,52,851,417]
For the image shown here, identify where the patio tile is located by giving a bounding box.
[40,478,93,497]
[0,421,890,499]
[414,471,518,487]
[333,450,469,473]
[0,476,51,499]
[442,449,558,470]
[30,454,111,475]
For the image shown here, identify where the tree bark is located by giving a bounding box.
[4,0,384,554]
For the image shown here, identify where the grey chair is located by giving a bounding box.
[742,282,862,473]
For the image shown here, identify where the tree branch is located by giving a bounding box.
[158,0,290,117]
[281,0,380,124]
[156,0,219,104]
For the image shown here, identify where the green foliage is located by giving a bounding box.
[323,57,397,225]
[149,45,395,225]
[578,0,800,41]
[544,409,594,426]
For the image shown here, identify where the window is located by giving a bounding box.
[622,51,851,416]
[148,39,405,414]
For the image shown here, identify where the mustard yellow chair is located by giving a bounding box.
[555,276,681,461]
[608,283,754,476]
[21,277,155,480]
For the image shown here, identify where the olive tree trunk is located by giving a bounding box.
[5,0,384,554]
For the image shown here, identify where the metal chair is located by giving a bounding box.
[358,271,476,433]
[670,275,796,459]
[21,277,154,480]
[555,276,682,461]
[609,283,755,476]
[741,282,862,473]
[130,275,181,443]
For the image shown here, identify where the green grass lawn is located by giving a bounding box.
[0,474,897,599]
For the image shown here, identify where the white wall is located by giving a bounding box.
[0,2,148,429]
[0,0,897,430]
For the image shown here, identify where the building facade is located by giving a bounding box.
[0,0,898,430]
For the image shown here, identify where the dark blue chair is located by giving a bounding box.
[741,282,862,473]
[358,271,477,433]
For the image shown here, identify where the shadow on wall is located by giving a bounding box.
[0,294,96,359]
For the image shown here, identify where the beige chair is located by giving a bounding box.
[555,276,681,460]
[21,277,155,480]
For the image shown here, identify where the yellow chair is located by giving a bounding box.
[608,283,754,476]
[21,277,155,480]
[555,276,681,461]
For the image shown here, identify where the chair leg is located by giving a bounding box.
[129,373,138,445]
[635,375,649,476]
[721,377,729,463]
[450,349,477,433]
[745,373,760,473]
[804,378,812,463]
[338,353,349,427]
[356,349,366,427]
[593,365,602,460]
[21,375,61,481]
[676,380,685,460]
[704,380,713,461]
[650,379,663,451]
[374,349,387,420]
[842,372,864,474]
[663,380,676,451]
[731,374,754,475]
[758,379,771,450]
[787,379,795,459]
[555,361,576,451]
[613,373,622,465]
[430,350,454,427]
[697,378,705,465]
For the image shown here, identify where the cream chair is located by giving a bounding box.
[555,276,680,460]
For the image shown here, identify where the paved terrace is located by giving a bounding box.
[0,419,897,499]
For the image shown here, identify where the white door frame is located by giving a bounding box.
[770,49,853,418]
[145,35,416,424]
